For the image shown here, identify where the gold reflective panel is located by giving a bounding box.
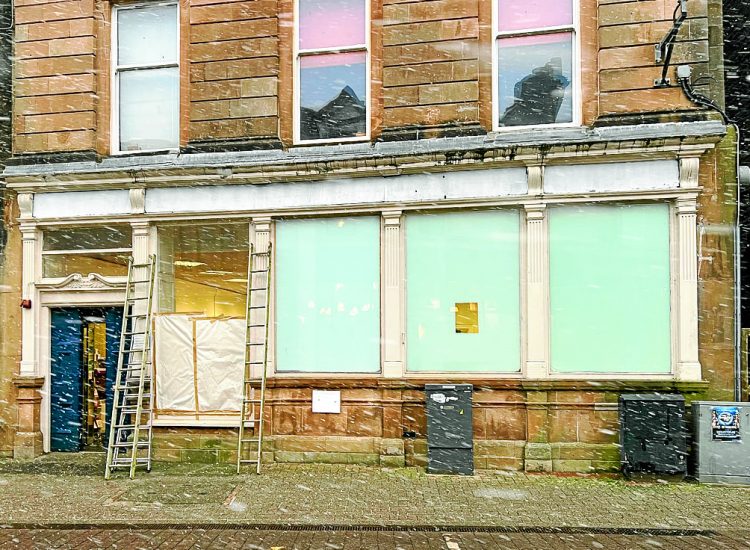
[455,302,479,334]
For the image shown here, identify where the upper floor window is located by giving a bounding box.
[295,0,369,143]
[113,3,179,153]
[494,0,576,129]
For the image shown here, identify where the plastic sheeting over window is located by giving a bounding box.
[406,210,521,373]
[154,315,244,419]
[549,203,671,373]
[276,216,380,373]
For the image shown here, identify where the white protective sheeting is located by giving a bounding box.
[195,318,244,412]
[154,315,195,411]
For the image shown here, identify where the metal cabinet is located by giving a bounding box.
[425,384,473,475]
[693,401,750,485]
[619,393,687,477]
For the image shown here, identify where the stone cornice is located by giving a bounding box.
[3,121,726,193]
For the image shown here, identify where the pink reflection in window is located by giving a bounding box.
[498,0,572,32]
[300,0,366,50]
[300,50,366,69]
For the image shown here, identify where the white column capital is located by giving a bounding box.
[382,210,402,224]
[676,196,698,215]
[252,217,273,233]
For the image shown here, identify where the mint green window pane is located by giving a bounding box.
[276,217,380,373]
[549,204,671,373]
[406,211,521,372]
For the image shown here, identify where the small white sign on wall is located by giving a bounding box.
[312,390,341,414]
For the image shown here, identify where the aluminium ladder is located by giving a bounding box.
[104,255,156,480]
[237,242,272,474]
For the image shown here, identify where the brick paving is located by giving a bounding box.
[0,453,749,548]
[1,529,750,549]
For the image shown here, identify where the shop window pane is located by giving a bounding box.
[276,217,380,373]
[300,52,366,141]
[117,4,178,66]
[299,0,366,50]
[497,32,573,127]
[406,211,521,373]
[43,252,130,278]
[119,67,179,151]
[158,224,249,317]
[43,226,131,251]
[497,0,573,33]
[549,204,671,374]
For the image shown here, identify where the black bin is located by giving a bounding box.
[619,393,687,477]
[425,384,473,475]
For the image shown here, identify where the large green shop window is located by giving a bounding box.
[406,211,521,372]
[276,216,381,373]
[549,203,671,374]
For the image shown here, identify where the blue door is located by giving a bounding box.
[50,309,84,451]
[104,308,123,439]
[50,307,123,452]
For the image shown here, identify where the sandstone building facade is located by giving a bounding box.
[0,0,740,471]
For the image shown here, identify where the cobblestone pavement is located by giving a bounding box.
[1,528,750,550]
[1,453,750,539]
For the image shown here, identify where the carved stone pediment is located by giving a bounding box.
[38,273,125,291]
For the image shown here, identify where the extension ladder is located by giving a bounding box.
[237,242,272,474]
[105,255,156,479]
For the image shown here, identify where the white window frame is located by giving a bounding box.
[491,0,581,132]
[293,0,371,145]
[111,2,180,155]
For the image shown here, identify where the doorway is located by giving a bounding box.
[50,307,123,452]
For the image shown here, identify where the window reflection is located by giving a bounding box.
[300,53,367,140]
[498,33,573,127]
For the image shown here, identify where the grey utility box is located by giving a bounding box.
[425,384,473,475]
[693,401,750,485]
[619,394,687,477]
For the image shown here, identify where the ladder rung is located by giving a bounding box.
[126,296,151,301]
[240,438,259,443]
[248,305,267,310]
[127,277,153,282]
[247,324,267,328]
[112,441,150,448]
[111,458,150,465]
[245,361,265,365]
[238,459,259,464]
[250,287,268,291]
[250,268,270,273]
[247,342,266,346]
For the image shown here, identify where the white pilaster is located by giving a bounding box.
[382,210,404,378]
[524,203,549,379]
[130,222,152,360]
[675,197,701,381]
[252,218,273,378]
[20,223,39,376]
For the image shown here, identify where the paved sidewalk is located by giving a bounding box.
[0,453,749,533]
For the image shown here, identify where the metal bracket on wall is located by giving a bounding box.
[654,0,688,88]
